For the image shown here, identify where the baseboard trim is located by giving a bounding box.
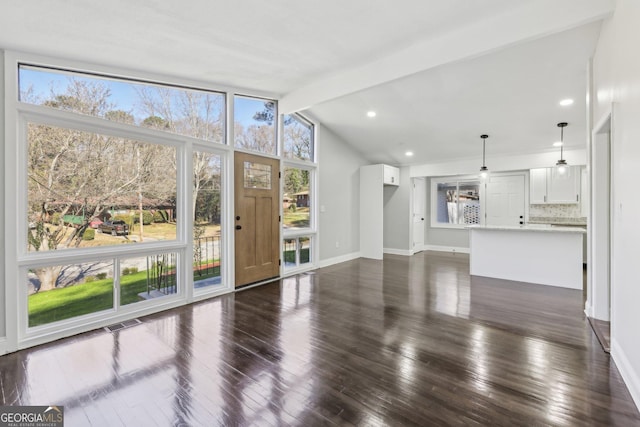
[424,245,470,254]
[383,248,412,256]
[318,251,361,268]
[0,337,7,356]
[611,338,640,412]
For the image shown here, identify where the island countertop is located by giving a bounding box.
[468,225,584,289]
[467,224,586,234]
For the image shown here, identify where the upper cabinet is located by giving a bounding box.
[529,166,581,204]
[530,168,548,204]
[383,165,400,186]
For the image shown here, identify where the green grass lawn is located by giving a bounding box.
[28,265,222,327]
[283,207,310,228]
[29,270,154,327]
[284,248,310,264]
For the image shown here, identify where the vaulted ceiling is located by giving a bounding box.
[0,0,614,165]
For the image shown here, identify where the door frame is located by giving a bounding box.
[588,108,614,322]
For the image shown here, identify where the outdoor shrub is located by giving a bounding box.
[50,212,61,224]
[122,267,131,276]
[289,203,297,212]
[129,267,138,274]
[142,210,153,225]
[84,276,95,283]
[82,228,95,240]
[96,272,107,280]
[152,210,167,223]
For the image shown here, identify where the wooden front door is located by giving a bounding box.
[234,152,280,287]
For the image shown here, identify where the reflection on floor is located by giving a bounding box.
[0,251,638,426]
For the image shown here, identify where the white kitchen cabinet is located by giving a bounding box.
[360,164,399,259]
[529,166,581,204]
[530,168,547,204]
[383,165,400,186]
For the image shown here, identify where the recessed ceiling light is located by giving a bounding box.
[559,99,574,106]
[405,151,414,157]
[553,141,563,147]
[367,111,377,118]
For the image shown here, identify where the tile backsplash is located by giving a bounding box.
[529,203,586,225]
[529,203,582,218]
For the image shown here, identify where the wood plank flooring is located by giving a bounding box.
[1,251,639,426]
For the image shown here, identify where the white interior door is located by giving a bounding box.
[485,175,525,226]
[412,178,426,252]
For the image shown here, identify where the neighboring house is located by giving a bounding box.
[293,190,309,208]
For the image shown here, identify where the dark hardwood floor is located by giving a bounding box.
[1,251,639,426]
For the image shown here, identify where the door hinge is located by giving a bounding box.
[279,215,281,222]
[279,259,281,266]
[279,171,281,179]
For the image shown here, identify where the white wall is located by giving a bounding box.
[317,124,368,264]
[383,166,411,254]
[592,0,640,409]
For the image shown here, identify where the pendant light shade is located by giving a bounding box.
[479,134,489,179]
[555,122,568,175]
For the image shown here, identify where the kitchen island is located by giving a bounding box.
[468,224,586,289]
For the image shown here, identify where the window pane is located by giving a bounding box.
[283,238,297,268]
[28,260,114,327]
[435,182,458,224]
[458,182,480,225]
[283,167,310,229]
[193,152,222,289]
[244,161,272,189]
[121,253,178,306]
[27,123,177,252]
[19,65,225,143]
[299,237,311,265]
[234,96,276,155]
[283,114,313,161]
[434,181,480,225]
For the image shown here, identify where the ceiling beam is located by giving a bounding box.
[280,0,614,114]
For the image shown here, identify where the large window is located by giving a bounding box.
[283,167,311,230]
[16,64,230,336]
[431,178,481,227]
[19,65,225,143]
[233,95,276,155]
[283,113,314,161]
[27,123,177,252]
[193,151,222,290]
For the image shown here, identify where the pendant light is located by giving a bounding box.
[555,122,568,175]
[479,134,489,179]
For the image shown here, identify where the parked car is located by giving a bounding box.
[98,220,129,236]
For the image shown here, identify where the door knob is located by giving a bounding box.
[235,225,242,230]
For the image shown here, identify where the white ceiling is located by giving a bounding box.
[0,0,614,166]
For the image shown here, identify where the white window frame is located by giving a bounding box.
[430,175,483,229]
[280,111,318,276]
[4,52,240,350]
